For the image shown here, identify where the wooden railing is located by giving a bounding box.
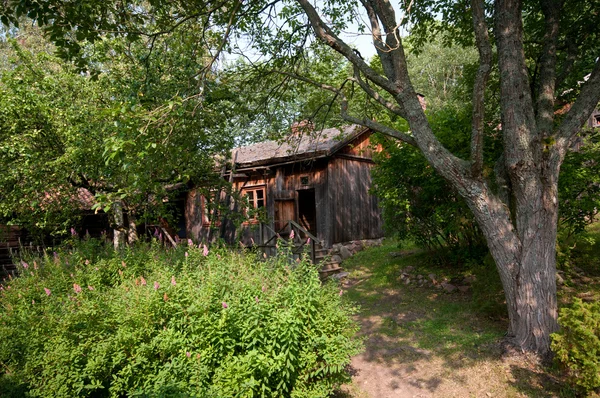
[257,220,323,264]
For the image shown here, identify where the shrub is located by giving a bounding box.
[0,240,362,397]
[551,298,600,394]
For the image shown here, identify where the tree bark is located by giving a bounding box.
[112,200,126,250]
[127,212,139,245]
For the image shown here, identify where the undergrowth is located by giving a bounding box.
[0,239,362,397]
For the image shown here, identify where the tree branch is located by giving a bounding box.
[470,0,492,178]
[277,71,417,146]
[535,0,563,140]
[295,0,399,99]
[494,0,538,169]
[351,64,407,119]
[556,58,600,146]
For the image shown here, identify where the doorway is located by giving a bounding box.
[297,189,317,235]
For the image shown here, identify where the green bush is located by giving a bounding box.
[0,240,362,397]
[551,298,600,395]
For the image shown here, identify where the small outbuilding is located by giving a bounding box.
[185,124,384,250]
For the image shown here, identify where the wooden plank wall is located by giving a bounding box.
[327,157,383,245]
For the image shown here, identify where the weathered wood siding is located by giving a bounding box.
[326,156,383,246]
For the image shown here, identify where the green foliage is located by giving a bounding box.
[552,298,600,395]
[372,106,489,253]
[558,132,600,238]
[0,240,362,397]
[0,28,241,235]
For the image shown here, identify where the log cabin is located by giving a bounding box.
[184,124,384,250]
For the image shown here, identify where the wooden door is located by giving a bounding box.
[275,199,295,232]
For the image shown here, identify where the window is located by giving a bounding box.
[242,186,266,222]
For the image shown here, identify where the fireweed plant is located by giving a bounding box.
[0,238,362,397]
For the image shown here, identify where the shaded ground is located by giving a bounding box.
[334,241,570,398]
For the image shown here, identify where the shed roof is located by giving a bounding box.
[232,124,368,168]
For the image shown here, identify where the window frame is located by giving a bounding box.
[241,185,266,224]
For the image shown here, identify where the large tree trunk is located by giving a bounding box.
[463,171,559,356]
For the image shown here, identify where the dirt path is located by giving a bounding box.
[336,268,562,397]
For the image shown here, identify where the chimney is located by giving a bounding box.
[291,120,314,135]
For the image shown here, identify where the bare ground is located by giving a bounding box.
[335,268,565,398]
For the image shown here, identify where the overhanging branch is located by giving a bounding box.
[470,0,492,178]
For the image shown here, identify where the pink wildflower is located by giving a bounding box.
[307,237,311,244]
[32,300,35,305]
[44,287,51,296]
[290,229,294,239]
[203,245,209,257]
[171,276,176,286]
[185,251,188,258]
[255,296,259,304]
[88,285,95,291]
[73,284,82,293]
[222,301,228,309]
[70,273,74,278]
[140,276,147,286]
[0,286,3,291]
[339,289,343,296]
[71,227,77,236]
[262,285,266,292]
[186,351,191,358]
[154,281,160,290]
[188,239,193,246]
[85,259,90,265]
[21,261,29,269]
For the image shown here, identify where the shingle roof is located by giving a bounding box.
[232,125,367,167]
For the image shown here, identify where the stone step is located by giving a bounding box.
[318,265,344,276]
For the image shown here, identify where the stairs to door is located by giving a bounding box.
[257,221,345,279]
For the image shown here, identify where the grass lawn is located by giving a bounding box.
[336,234,600,398]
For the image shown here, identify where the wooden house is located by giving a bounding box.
[185,125,384,250]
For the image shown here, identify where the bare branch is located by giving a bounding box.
[470,0,492,178]
[295,0,399,98]
[351,65,407,118]
[278,71,418,146]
